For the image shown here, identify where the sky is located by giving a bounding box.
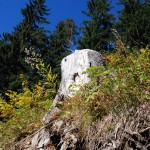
[0,0,121,35]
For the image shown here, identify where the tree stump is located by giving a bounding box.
[52,49,104,107]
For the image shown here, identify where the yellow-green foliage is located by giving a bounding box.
[61,48,150,125]
[0,61,57,148]
[0,99,15,119]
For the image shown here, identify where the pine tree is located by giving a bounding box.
[0,33,24,94]
[118,0,150,48]
[14,0,51,86]
[78,0,114,52]
[0,0,50,93]
[48,19,77,76]
[14,0,50,58]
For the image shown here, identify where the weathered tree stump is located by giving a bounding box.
[43,49,104,124]
[52,49,104,107]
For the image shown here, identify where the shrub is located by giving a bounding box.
[61,47,150,126]
[0,61,57,148]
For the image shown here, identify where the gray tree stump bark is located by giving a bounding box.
[43,49,104,124]
[52,49,104,107]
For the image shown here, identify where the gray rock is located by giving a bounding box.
[31,128,50,148]
[60,133,78,150]
[52,120,64,132]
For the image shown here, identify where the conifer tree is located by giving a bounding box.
[14,0,50,86]
[48,19,77,75]
[78,0,114,52]
[0,33,24,94]
[118,0,150,48]
[14,0,50,58]
[0,0,50,93]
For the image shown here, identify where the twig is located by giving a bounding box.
[140,127,150,134]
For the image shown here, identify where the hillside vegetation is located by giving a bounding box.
[0,0,150,149]
[0,61,57,148]
[0,45,149,149]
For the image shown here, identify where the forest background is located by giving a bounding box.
[0,0,150,148]
[0,0,149,95]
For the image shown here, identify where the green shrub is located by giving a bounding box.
[61,48,150,125]
[0,61,57,148]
